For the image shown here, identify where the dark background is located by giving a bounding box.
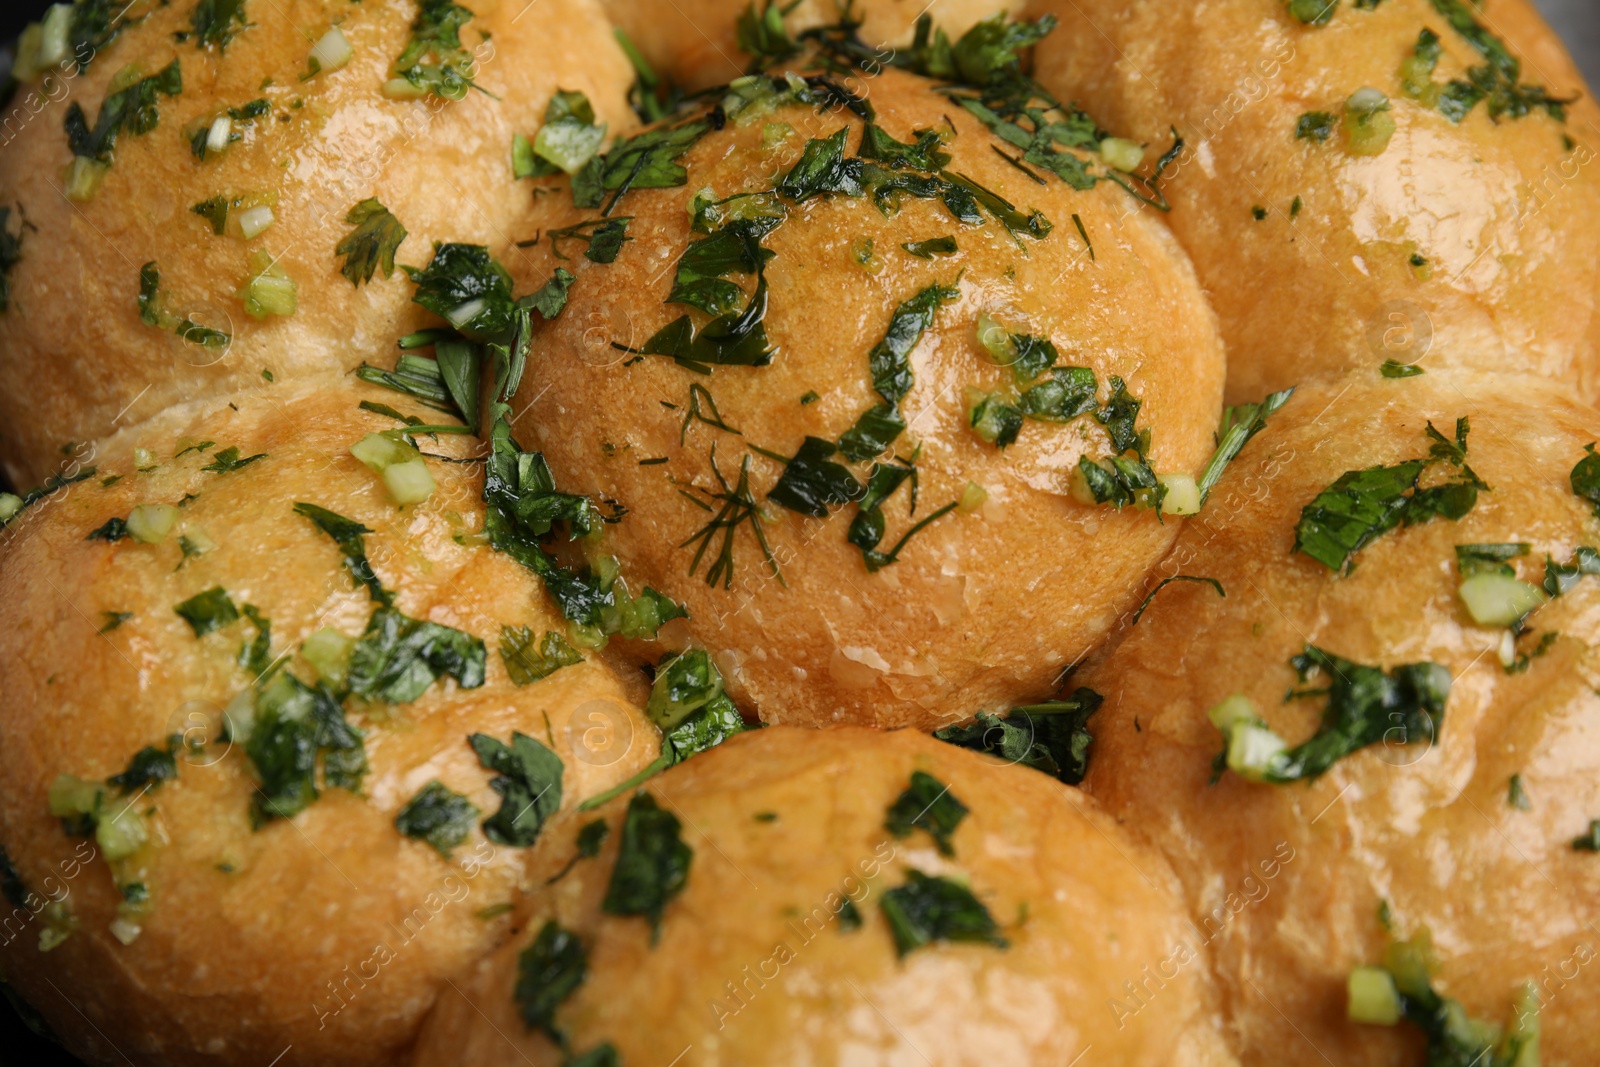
[1,0,1597,1064]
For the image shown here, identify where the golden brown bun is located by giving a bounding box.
[1079,370,1600,1064]
[0,378,660,1067]
[0,0,635,485]
[412,725,1240,1067]
[1031,0,1600,405]
[600,0,1022,91]
[509,65,1225,729]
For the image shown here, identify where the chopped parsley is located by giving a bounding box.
[174,586,240,636]
[1194,388,1295,502]
[866,284,955,414]
[1296,111,1336,141]
[394,780,479,856]
[546,218,632,264]
[667,214,781,317]
[571,113,715,213]
[483,414,682,639]
[846,462,958,572]
[51,0,131,74]
[136,262,231,347]
[1426,0,1571,122]
[1130,575,1227,625]
[243,672,366,826]
[766,436,864,517]
[470,732,563,847]
[187,0,249,50]
[642,214,782,372]
[98,611,133,633]
[87,516,129,542]
[815,281,955,466]
[293,502,392,605]
[880,870,1007,957]
[201,445,266,474]
[933,688,1102,783]
[1544,545,1600,597]
[390,0,480,101]
[582,649,750,810]
[107,736,181,792]
[515,90,606,178]
[896,236,953,259]
[547,818,610,884]
[602,791,692,942]
[1350,927,1540,1066]
[499,626,584,685]
[0,845,30,908]
[1570,444,1600,520]
[1381,359,1425,378]
[65,58,182,163]
[884,771,968,857]
[404,242,516,341]
[1212,647,1451,783]
[357,353,458,416]
[1507,774,1530,811]
[237,604,272,675]
[515,919,586,1043]
[567,1045,619,1067]
[736,0,797,62]
[0,206,27,313]
[336,199,408,286]
[345,606,487,703]
[1074,378,1168,510]
[1574,821,1600,851]
[1286,0,1335,26]
[1293,419,1487,572]
[187,98,269,160]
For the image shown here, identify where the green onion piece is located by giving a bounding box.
[1458,573,1548,627]
[240,251,297,318]
[308,26,353,74]
[1347,966,1402,1025]
[1344,88,1396,156]
[236,205,275,239]
[349,432,415,472]
[126,503,179,544]
[1158,473,1201,516]
[301,627,356,687]
[534,120,607,176]
[974,312,1014,364]
[382,459,435,505]
[48,774,102,820]
[1099,137,1145,172]
[511,134,537,178]
[382,77,428,99]
[205,115,233,156]
[96,809,147,861]
[64,157,110,202]
[1208,694,1290,782]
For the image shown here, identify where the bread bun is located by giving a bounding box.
[0,0,635,485]
[412,725,1239,1066]
[1032,0,1600,405]
[507,63,1224,728]
[1078,370,1600,1064]
[0,378,659,1066]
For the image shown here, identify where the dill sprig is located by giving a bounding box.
[679,449,783,589]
